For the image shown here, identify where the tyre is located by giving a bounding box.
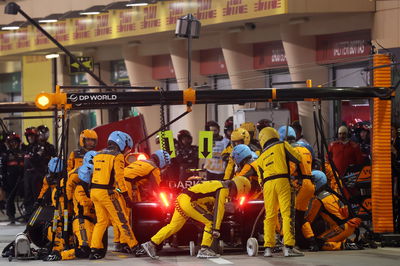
[218,240,224,255]
[189,241,196,256]
[246,237,258,256]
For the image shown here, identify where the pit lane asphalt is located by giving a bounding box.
[0,222,399,266]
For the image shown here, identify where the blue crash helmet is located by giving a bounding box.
[78,163,94,184]
[48,157,63,173]
[232,144,254,165]
[154,150,171,169]
[278,126,296,141]
[83,150,97,165]
[312,170,327,191]
[108,131,133,152]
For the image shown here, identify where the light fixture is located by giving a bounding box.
[228,26,244,33]
[175,14,201,39]
[127,40,141,47]
[59,10,83,20]
[45,53,59,59]
[39,13,62,23]
[289,17,309,25]
[4,2,20,15]
[175,13,201,88]
[21,18,41,27]
[1,21,24,30]
[126,0,149,7]
[104,1,130,11]
[79,5,106,16]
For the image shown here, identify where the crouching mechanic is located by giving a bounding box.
[44,164,95,261]
[257,127,303,257]
[124,150,171,202]
[89,131,140,259]
[35,157,64,208]
[142,176,251,259]
[301,170,362,251]
[66,151,97,203]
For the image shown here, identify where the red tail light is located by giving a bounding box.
[160,192,170,207]
[239,196,246,206]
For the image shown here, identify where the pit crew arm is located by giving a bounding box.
[37,177,49,199]
[66,173,80,201]
[223,158,235,180]
[67,151,75,173]
[114,154,127,193]
[75,184,92,207]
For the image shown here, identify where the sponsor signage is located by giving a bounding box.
[253,41,287,69]
[68,93,118,104]
[316,30,371,63]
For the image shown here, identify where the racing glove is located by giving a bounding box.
[121,191,134,208]
[347,217,362,228]
[212,229,220,239]
[33,198,43,209]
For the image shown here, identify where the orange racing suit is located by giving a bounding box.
[90,147,138,251]
[302,190,361,250]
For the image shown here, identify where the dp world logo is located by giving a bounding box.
[69,94,78,103]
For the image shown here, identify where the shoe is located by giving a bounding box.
[89,248,105,260]
[120,244,132,254]
[344,241,364,250]
[142,241,158,259]
[283,246,304,257]
[264,248,272,257]
[36,248,50,260]
[132,245,146,257]
[196,247,220,259]
[114,242,123,252]
[43,251,61,261]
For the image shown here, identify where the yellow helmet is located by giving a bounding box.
[240,122,256,133]
[79,129,98,147]
[259,127,279,148]
[231,128,250,145]
[232,176,251,197]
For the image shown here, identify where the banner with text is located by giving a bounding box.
[0,0,286,56]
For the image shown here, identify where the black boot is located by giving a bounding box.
[89,248,105,260]
[43,250,61,261]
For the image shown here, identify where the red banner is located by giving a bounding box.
[253,41,287,69]
[152,54,176,80]
[200,48,227,75]
[317,30,371,63]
